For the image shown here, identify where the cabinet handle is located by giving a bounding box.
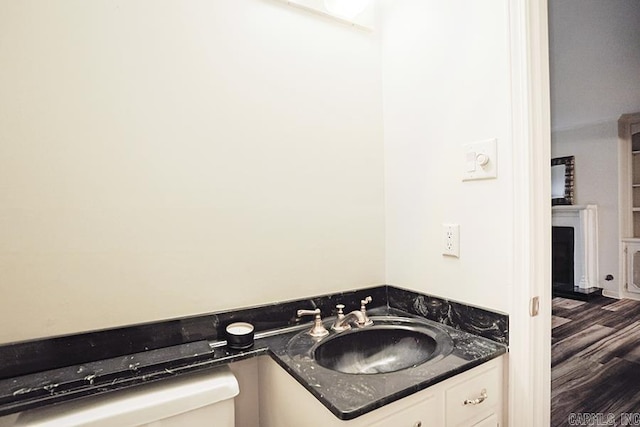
[463,389,487,406]
[413,422,422,427]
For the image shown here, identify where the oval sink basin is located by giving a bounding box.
[314,326,439,374]
[286,316,454,375]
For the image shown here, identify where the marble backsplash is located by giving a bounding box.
[387,287,508,345]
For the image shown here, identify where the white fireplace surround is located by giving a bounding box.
[552,205,599,289]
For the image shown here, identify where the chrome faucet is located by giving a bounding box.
[331,296,374,332]
[297,308,329,337]
[332,309,367,332]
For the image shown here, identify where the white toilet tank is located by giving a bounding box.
[11,365,239,427]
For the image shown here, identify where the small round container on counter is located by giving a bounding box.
[225,322,255,350]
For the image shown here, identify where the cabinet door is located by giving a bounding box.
[626,243,640,294]
[258,356,444,427]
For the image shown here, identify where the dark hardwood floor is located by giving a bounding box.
[552,296,640,426]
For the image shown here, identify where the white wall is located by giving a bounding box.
[551,122,619,292]
[381,1,512,313]
[0,0,385,344]
[549,0,640,131]
[548,0,640,294]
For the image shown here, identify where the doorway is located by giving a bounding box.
[548,1,640,425]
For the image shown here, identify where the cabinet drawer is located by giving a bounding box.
[367,392,442,427]
[445,363,501,427]
[472,413,498,427]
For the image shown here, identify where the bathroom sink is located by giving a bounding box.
[314,326,439,374]
[287,316,454,375]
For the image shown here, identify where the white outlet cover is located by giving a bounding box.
[442,223,460,258]
[462,139,497,181]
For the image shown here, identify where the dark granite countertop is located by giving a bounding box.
[0,286,508,420]
[260,307,506,419]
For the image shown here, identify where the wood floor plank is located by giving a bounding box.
[552,315,572,329]
[596,303,640,329]
[553,297,587,310]
[620,343,640,364]
[551,355,603,386]
[577,321,640,364]
[551,301,595,322]
[601,299,639,312]
[552,324,614,366]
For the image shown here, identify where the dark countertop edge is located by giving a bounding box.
[0,344,507,420]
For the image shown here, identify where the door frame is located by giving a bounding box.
[508,0,551,425]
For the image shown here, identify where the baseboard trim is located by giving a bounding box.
[602,289,621,299]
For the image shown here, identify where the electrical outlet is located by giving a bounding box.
[442,224,460,257]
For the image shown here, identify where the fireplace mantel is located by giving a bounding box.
[552,204,599,289]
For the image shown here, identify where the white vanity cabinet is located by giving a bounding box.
[258,355,504,427]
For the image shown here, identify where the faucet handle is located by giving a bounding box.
[297,308,320,317]
[359,296,374,326]
[297,308,329,338]
[335,304,345,319]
